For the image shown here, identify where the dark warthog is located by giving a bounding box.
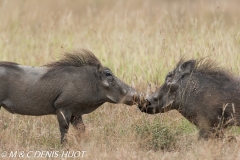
[0,49,138,144]
[139,59,240,139]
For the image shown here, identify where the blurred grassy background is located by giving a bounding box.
[0,0,240,159]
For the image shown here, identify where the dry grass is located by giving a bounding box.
[0,0,240,159]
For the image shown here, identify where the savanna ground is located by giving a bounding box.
[0,0,240,159]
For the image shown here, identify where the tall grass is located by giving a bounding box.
[0,0,240,159]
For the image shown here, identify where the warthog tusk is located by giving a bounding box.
[59,110,68,126]
[162,101,173,110]
[107,95,117,103]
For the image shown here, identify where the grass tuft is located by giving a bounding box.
[134,119,178,151]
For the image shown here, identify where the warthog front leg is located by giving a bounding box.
[70,115,85,136]
[56,109,72,144]
[198,128,211,139]
[196,115,220,139]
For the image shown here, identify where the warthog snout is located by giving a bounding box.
[123,89,139,105]
[139,97,161,114]
[134,94,155,113]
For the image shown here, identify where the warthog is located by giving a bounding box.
[139,59,240,138]
[0,49,138,143]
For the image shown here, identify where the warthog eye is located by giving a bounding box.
[106,72,112,77]
[105,71,113,81]
[166,74,173,83]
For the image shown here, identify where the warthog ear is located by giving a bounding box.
[179,60,196,74]
[97,64,110,87]
[96,64,102,76]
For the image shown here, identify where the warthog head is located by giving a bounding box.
[139,60,196,114]
[97,65,138,105]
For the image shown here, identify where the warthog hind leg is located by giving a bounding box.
[70,115,85,136]
[56,109,72,144]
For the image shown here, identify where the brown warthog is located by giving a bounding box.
[139,59,240,139]
[0,49,138,144]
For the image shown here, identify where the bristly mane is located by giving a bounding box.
[0,62,21,70]
[176,58,235,82]
[42,49,102,78]
[45,49,102,68]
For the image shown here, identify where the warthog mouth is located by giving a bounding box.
[142,99,174,113]
[110,92,139,105]
[160,100,174,112]
[107,95,134,105]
